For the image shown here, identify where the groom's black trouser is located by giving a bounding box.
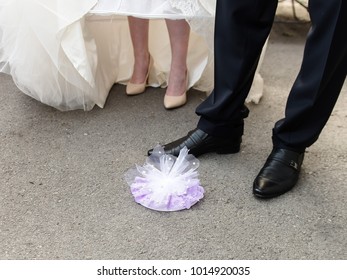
[197,0,347,152]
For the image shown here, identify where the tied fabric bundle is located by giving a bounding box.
[125,146,204,211]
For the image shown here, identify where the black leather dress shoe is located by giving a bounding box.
[148,128,242,157]
[253,148,304,198]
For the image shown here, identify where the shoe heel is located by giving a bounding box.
[164,70,189,109]
[216,144,240,154]
[126,54,153,96]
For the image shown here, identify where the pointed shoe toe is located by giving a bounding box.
[163,93,187,109]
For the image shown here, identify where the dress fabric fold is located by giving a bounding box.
[0,0,262,111]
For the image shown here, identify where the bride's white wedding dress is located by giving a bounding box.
[0,0,265,111]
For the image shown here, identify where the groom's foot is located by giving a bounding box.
[148,128,242,157]
[253,148,305,198]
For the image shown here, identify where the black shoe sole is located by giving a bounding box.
[192,143,241,157]
[252,185,293,199]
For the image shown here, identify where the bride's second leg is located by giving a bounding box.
[127,16,151,95]
[164,19,190,109]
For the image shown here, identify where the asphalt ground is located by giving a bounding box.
[0,19,346,259]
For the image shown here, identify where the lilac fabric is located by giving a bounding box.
[125,146,204,211]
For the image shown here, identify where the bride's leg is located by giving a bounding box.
[165,19,190,97]
[128,16,150,84]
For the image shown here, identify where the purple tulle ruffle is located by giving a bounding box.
[125,146,204,211]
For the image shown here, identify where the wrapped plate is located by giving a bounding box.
[125,146,204,211]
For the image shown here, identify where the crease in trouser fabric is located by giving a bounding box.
[272,0,347,151]
[196,0,277,137]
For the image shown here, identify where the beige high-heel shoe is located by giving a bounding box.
[126,55,153,95]
[163,72,188,110]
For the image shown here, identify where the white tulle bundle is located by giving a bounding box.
[125,146,204,211]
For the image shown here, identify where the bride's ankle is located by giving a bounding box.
[130,54,151,83]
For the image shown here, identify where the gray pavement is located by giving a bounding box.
[0,21,346,260]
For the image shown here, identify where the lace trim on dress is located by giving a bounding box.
[168,0,202,16]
